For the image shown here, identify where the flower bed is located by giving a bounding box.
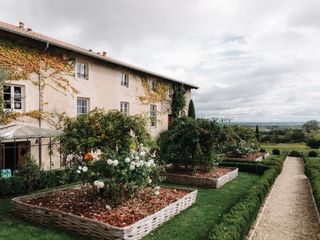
[225,152,266,162]
[164,167,238,188]
[12,185,197,240]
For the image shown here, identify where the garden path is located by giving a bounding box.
[251,156,320,240]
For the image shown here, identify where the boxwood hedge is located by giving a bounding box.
[0,168,75,197]
[304,156,320,212]
[211,154,287,240]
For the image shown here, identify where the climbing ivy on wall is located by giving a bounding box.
[139,78,168,104]
[172,84,186,118]
[0,39,78,126]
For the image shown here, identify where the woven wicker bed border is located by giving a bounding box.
[11,186,197,240]
[164,167,239,189]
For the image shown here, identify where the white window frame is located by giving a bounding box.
[121,73,129,87]
[120,101,129,115]
[76,61,89,80]
[2,84,24,112]
[150,104,157,128]
[77,97,90,116]
[149,79,156,92]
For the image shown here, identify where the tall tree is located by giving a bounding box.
[255,125,260,142]
[188,99,196,119]
[303,120,320,133]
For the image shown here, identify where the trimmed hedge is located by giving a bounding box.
[0,168,75,197]
[304,156,320,212]
[211,154,287,240]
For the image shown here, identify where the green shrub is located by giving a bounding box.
[16,156,41,192]
[60,109,154,160]
[304,156,320,211]
[159,118,223,172]
[10,176,26,194]
[272,148,281,155]
[210,154,286,239]
[308,151,318,157]
[77,148,161,207]
[0,168,75,197]
[288,150,302,157]
[306,135,320,149]
[259,148,266,152]
[0,177,12,195]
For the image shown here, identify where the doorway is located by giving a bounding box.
[0,141,30,171]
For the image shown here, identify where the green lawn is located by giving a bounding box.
[261,143,318,154]
[0,173,259,240]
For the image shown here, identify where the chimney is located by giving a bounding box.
[97,52,101,55]
[102,51,107,57]
[27,28,32,32]
[18,22,25,29]
[89,49,93,52]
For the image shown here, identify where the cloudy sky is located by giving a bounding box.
[0,0,320,122]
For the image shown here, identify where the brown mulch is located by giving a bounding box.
[166,166,235,179]
[193,167,235,178]
[226,152,265,161]
[23,186,190,227]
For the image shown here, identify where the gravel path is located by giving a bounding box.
[251,156,320,240]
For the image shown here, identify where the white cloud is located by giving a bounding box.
[0,0,320,121]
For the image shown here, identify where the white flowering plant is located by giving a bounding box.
[76,144,162,206]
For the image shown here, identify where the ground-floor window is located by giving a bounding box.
[120,101,129,115]
[77,97,90,116]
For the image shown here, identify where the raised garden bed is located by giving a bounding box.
[225,152,267,162]
[164,167,238,189]
[11,186,197,240]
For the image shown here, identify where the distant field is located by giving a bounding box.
[261,143,319,154]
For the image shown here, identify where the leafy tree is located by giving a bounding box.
[159,118,223,173]
[59,109,155,160]
[188,99,196,119]
[303,120,320,133]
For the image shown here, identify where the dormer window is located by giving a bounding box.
[76,62,89,80]
[121,73,129,87]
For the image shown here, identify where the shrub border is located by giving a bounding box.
[303,155,320,218]
[209,154,287,240]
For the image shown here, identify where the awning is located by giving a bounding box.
[0,125,62,140]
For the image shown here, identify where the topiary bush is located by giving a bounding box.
[308,151,318,157]
[288,150,302,157]
[304,156,320,212]
[272,148,281,155]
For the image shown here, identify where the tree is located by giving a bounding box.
[188,99,196,119]
[255,125,260,142]
[303,120,320,133]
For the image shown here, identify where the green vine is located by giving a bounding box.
[139,78,168,104]
[172,84,186,118]
[0,39,79,126]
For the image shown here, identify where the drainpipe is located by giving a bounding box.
[38,41,50,168]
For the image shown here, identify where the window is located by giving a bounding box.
[121,73,129,87]
[76,62,89,79]
[168,87,174,97]
[150,79,156,92]
[77,98,89,116]
[150,104,157,128]
[3,85,23,111]
[120,101,129,115]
